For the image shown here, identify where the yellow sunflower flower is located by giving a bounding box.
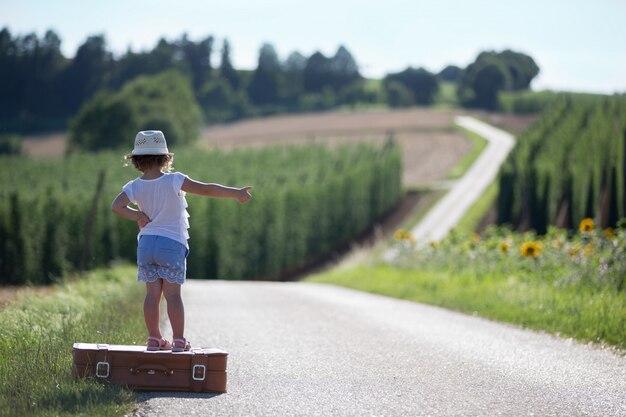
[394,228,414,242]
[579,218,595,233]
[603,228,615,239]
[520,241,543,258]
[498,240,511,254]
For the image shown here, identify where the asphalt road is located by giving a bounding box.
[132,280,626,417]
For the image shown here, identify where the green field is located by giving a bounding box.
[0,266,144,417]
[0,142,402,284]
[498,89,607,114]
[498,95,626,232]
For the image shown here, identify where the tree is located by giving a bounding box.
[457,54,510,109]
[303,47,361,94]
[498,49,539,90]
[61,35,112,114]
[199,78,237,121]
[457,49,539,109]
[438,65,462,82]
[220,39,240,90]
[69,70,201,151]
[0,28,68,132]
[281,51,306,104]
[303,51,332,93]
[284,51,307,73]
[247,43,281,105]
[68,91,137,151]
[111,38,177,88]
[384,81,414,107]
[470,60,509,109]
[180,34,213,91]
[329,45,361,90]
[384,67,439,105]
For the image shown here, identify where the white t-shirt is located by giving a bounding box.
[122,172,190,249]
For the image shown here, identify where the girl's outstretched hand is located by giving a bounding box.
[237,186,253,204]
[137,211,151,229]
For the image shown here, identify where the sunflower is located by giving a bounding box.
[568,244,581,258]
[394,228,414,242]
[498,240,511,254]
[520,241,543,258]
[603,227,616,239]
[579,218,595,233]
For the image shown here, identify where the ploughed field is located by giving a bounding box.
[201,108,471,187]
[23,108,484,187]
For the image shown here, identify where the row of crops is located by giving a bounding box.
[497,94,626,232]
[498,90,605,114]
[0,142,402,284]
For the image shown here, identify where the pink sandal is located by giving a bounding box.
[146,336,172,351]
[172,337,191,352]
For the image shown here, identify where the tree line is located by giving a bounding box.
[0,27,541,141]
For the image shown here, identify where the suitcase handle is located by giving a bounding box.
[130,364,173,376]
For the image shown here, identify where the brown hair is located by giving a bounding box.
[124,153,174,172]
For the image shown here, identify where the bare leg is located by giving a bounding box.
[162,279,185,340]
[144,279,163,338]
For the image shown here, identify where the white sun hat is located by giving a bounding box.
[131,130,170,155]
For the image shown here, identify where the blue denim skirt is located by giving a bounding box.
[137,235,189,284]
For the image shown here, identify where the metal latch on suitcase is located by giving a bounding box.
[96,361,110,378]
[192,364,206,381]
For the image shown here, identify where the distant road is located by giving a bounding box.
[133,281,626,416]
[390,116,514,254]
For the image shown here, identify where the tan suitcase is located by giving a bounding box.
[72,343,228,392]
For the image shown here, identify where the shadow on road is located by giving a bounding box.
[136,391,223,401]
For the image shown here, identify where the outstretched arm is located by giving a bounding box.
[181,178,252,203]
[111,192,151,228]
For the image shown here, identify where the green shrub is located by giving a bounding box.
[69,70,201,152]
[0,142,402,284]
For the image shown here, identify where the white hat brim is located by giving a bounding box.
[132,147,170,155]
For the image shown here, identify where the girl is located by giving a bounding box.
[111,130,252,352]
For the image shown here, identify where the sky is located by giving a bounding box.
[2,0,625,93]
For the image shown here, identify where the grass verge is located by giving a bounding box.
[399,188,447,231]
[307,264,626,350]
[447,127,488,180]
[0,265,144,417]
[452,181,498,235]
